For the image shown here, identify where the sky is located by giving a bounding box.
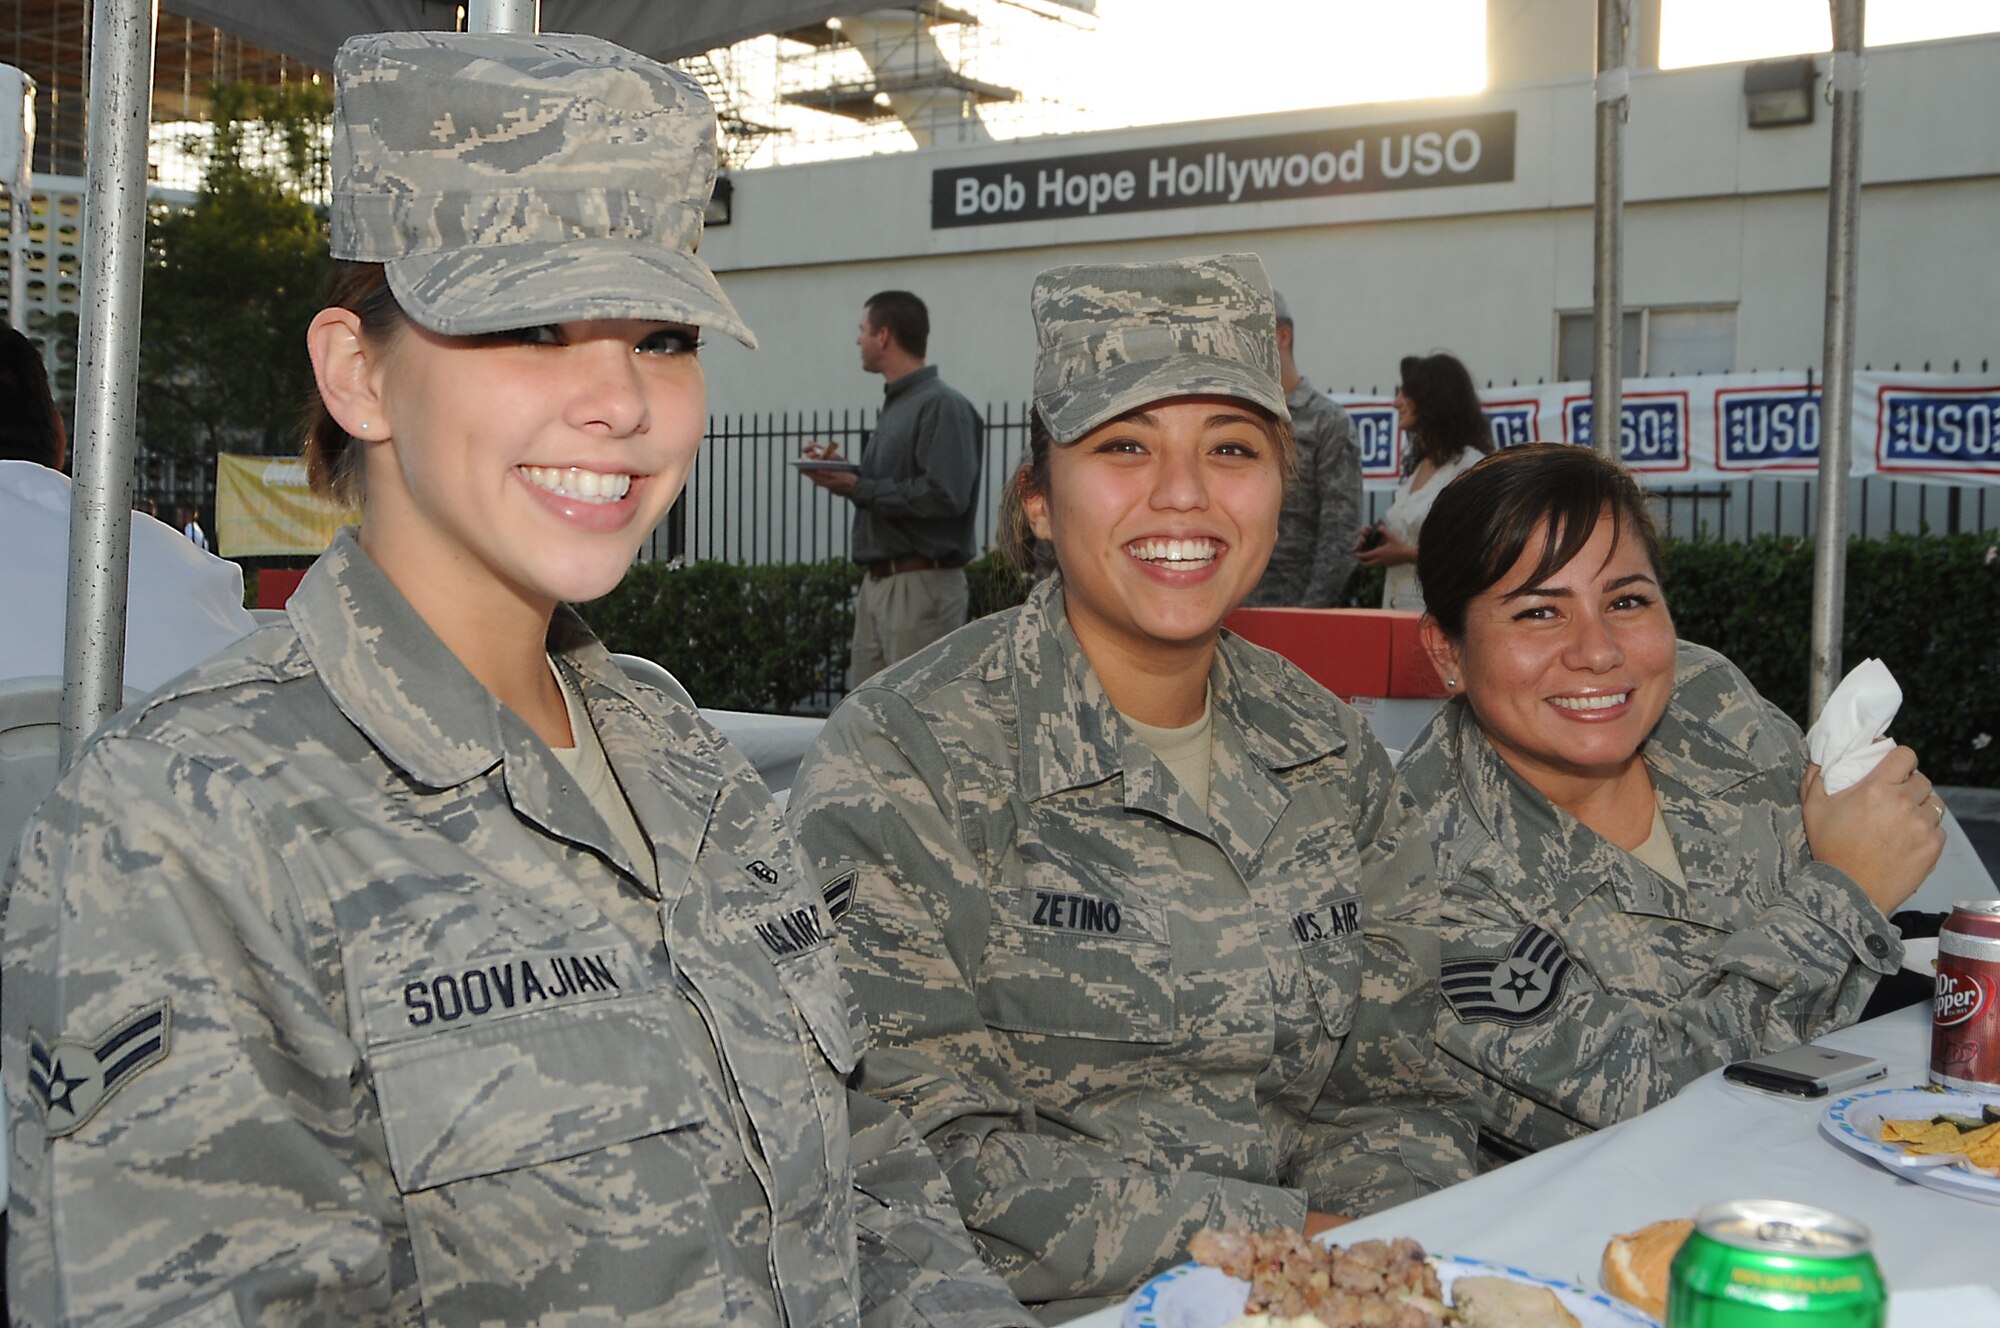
[1044,0,2000,131]
[714,0,2000,166]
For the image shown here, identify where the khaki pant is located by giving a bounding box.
[848,567,968,689]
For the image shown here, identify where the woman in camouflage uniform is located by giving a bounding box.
[788,254,1475,1323]
[1,31,1026,1328]
[1403,444,1946,1162]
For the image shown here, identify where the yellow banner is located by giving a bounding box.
[215,454,359,558]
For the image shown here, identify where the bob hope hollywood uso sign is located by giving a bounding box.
[934,111,1515,228]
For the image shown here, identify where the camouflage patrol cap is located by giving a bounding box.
[329,30,756,347]
[1030,253,1288,444]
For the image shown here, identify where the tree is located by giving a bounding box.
[138,81,332,459]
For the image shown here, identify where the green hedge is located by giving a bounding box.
[579,559,863,713]
[577,535,2000,787]
[1664,533,2000,786]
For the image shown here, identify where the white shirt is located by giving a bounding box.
[1380,445,1483,611]
[183,520,209,552]
[0,461,257,691]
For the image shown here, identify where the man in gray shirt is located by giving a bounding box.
[805,291,982,686]
[1245,289,1364,607]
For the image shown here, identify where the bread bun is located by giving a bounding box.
[1450,1276,1580,1327]
[1601,1218,1694,1320]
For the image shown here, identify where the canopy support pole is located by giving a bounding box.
[58,0,156,768]
[1809,0,1865,719]
[468,1,541,33]
[1590,0,1630,463]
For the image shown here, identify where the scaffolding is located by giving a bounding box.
[680,0,1096,169]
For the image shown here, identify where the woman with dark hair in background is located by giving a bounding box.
[1355,351,1493,610]
[788,253,1473,1323]
[1399,443,1943,1163]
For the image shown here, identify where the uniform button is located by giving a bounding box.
[1865,934,1890,958]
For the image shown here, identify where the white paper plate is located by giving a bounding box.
[1822,1084,2000,1205]
[789,458,859,473]
[1123,1252,1658,1328]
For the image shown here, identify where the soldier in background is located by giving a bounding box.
[803,291,983,687]
[789,254,1474,1323]
[1402,444,1943,1164]
[2,32,1029,1328]
[1243,289,1363,607]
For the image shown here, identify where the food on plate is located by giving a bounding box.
[1599,1217,1693,1320]
[1879,1111,2000,1168]
[803,440,842,461]
[1190,1227,1446,1326]
[1448,1276,1581,1327]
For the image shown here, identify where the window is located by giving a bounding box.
[1557,305,1736,380]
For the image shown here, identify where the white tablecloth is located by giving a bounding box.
[1068,1004,2000,1326]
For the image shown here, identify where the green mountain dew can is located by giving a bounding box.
[1668,1200,1885,1327]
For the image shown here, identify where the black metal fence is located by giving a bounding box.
[659,402,2000,568]
[133,404,2000,574]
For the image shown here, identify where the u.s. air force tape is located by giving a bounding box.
[29,1000,172,1138]
[1440,925,1573,1025]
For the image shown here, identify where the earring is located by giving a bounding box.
[358,422,370,431]
[1446,677,1457,689]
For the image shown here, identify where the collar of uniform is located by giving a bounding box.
[1008,576,1127,800]
[883,363,939,402]
[1285,374,1319,411]
[559,631,728,904]
[1639,644,1768,801]
[1439,697,1624,917]
[1445,643,1764,915]
[291,529,511,788]
[1008,576,1349,798]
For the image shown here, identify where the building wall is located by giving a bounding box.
[693,33,1999,417]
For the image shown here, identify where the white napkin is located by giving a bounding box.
[1806,657,1902,794]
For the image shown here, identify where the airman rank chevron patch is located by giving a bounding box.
[1440,925,1573,1026]
[821,868,857,923]
[28,1000,172,1138]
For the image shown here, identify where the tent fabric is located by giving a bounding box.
[165,1,858,68]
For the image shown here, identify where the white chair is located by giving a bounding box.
[0,676,146,877]
[607,654,826,803]
[610,652,697,710]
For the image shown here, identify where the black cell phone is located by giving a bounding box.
[1357,525,1385,552]
[1721,1045,1888,1098]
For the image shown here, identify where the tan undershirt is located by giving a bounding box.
[547,659,658,889]
[1124,693,1215,813]
[1628,794,1687,887]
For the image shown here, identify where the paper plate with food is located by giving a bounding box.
[792,443,860,473]
[1123,1228,1659,1328]
[1822,1085,2000,1205]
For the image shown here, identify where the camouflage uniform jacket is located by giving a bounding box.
[1400,642,1903,1159]
[1244,378,1363,607]
[788,577,1475,1322]
[3,531,1027,1328]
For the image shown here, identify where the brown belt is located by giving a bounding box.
[864,554,949,579]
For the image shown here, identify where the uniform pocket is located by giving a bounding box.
[976,886,1176,1043]
[1291,892,1364,1040]
[772,942,862,1076]
[369,1000,706,1191]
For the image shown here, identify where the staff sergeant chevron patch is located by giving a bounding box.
[1440,925,1573,1025]
[28,1001,173,1137]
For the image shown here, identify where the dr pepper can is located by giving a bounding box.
[1932,900,2000,1090]
[1668,1200,1885,1327]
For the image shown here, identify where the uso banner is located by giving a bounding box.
[215,454,359,558]
[1331,370,2000,489]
